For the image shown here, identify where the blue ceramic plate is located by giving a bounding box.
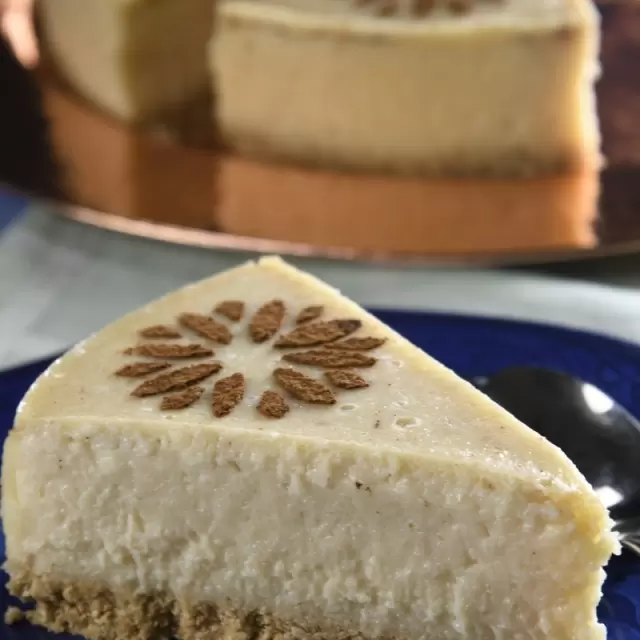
[1,310,639,639]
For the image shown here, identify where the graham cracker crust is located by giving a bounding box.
[6,569,371,640]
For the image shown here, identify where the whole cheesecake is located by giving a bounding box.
[2,257,617,640]
[39,0,601,177]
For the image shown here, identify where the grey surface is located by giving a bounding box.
[1,204,640,369]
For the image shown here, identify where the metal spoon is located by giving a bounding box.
[473,367,640,556]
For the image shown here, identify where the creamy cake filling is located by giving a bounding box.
[5,421,611,639]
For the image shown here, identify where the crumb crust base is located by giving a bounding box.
[6,569,377,640]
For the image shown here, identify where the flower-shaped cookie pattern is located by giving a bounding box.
[115,301,386,419]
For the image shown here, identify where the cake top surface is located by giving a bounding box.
[219,0,592,28]
[17,257,592,489]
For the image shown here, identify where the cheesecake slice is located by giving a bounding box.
[2,257,617,640]
[39,0,213,124]
[212,0,601,176]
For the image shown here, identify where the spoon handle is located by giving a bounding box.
[621,536,640,557]
[612,517,640,556]
[613,516,640,537]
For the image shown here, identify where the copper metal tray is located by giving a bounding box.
[1,1,639,265]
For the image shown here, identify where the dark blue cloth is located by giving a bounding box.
[0,190,28,235]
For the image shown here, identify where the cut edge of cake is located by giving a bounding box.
[212,0,601,177]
